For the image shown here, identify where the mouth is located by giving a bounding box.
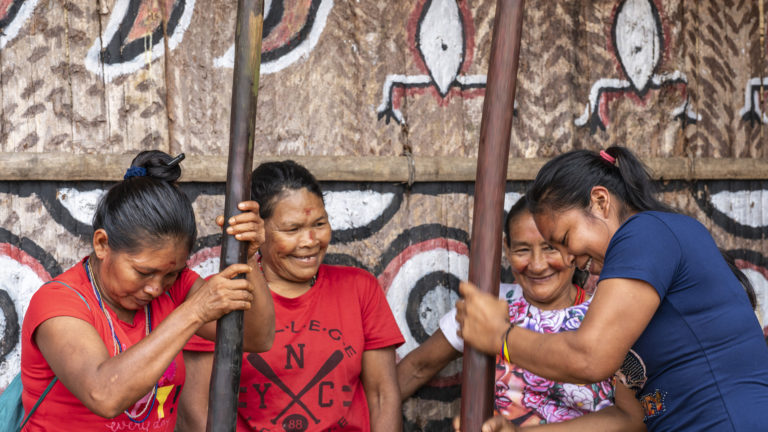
[526,273,556,283]
[291,253,320,264]
[135,297,152,306]
[494,392,511,408]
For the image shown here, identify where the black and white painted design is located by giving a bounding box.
[692,181,768,240]
[323,183,403,244]
[0,229,59,389]
[84,0,195,82]
[575,0,699,132]
[0,0,40,49]
[725,248,768,339]
[213,0,334,74]
[376,0,489,125]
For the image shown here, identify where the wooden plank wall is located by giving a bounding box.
[1,1,768,430]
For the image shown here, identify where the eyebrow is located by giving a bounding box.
[135,264,188,274]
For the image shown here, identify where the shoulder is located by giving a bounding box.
[500,283,524,303]
[622,211,701,234]
[24,262,94,334]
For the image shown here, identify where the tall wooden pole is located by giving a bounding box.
[460,0,525,430]
[206,1,264,431]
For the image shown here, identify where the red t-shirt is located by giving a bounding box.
[186,265,404,431]
[21,257,199,431]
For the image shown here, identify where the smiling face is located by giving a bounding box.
[259,188,331,293]
[533,205,615,276]
[503,210,576,310]
[93,233,189,320]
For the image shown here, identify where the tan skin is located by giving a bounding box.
[179,188,402,431]
[34,201,275,418]
[456,187,661,385]
[400,209,645,431]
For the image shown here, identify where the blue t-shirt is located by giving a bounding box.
[599,211,768,431]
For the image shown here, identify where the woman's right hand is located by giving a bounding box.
[185,263,255,323]
[455,281,510,356]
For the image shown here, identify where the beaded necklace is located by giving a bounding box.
[573,285,586,306]
[85,258,158,423]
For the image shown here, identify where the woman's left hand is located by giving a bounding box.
[216,200,265,258]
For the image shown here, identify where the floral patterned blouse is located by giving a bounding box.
[439,283,615,425]
[495,283,614,425]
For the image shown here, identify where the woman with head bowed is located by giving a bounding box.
[457,146,768,431]
[180,160,404,431]
[20,150,274,431]
[399,196,644,431]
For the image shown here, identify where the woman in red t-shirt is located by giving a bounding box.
[21,150,275,431]
[179,160,404,432]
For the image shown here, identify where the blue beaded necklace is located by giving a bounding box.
[85,258,157,423]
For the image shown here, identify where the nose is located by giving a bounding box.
[143,279,163,297]
[529,249,548,272]
[299,227,319,247]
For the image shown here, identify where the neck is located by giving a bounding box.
[260,263,316,299]
[89,255,135,323]
[523,284,578,311]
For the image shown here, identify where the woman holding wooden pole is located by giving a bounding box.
[460,0,525,429]
[20,151,274,432]
[456,147,768,431]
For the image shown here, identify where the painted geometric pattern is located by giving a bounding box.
[2,180,767,430]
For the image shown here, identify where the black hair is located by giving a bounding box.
[527,146,756,306]
[720,249,758,311]
[250,160,324,219]
[92,150,197,254]
[527,146,672,220]
[504,195,588,287]
[503,195,529,248]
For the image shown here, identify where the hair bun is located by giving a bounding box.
[129,150,183,183]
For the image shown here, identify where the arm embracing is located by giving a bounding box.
[457,278,659,383]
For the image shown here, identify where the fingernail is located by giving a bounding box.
[229,217,235,224]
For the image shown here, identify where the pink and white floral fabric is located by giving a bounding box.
[493,284,615,425]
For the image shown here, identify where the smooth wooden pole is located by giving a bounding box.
[460,0,525,430]
[206,1,264,431]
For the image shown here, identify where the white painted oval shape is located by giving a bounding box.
[710,190,768,228]
[324,191,395,231]
[57,187,106,226]
[614,0,661,92]
[418,0,464,96]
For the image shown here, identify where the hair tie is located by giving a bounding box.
[124,166,147,179]
[599,150,616,165]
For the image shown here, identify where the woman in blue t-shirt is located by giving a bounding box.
[456,146,768,432]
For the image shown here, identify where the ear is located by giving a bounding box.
[588,186,612,219]
[502,235,512,264]
[93,229,110,260]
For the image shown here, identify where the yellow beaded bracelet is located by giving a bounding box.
[501,323,514,363]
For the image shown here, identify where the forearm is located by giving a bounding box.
[242,255,275,352]
[519,406,645,432]
[85,305,203,415]
[397,356,443,400]
[397,330,460,399]
[368,387,402,432]
[503,326,614,383]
